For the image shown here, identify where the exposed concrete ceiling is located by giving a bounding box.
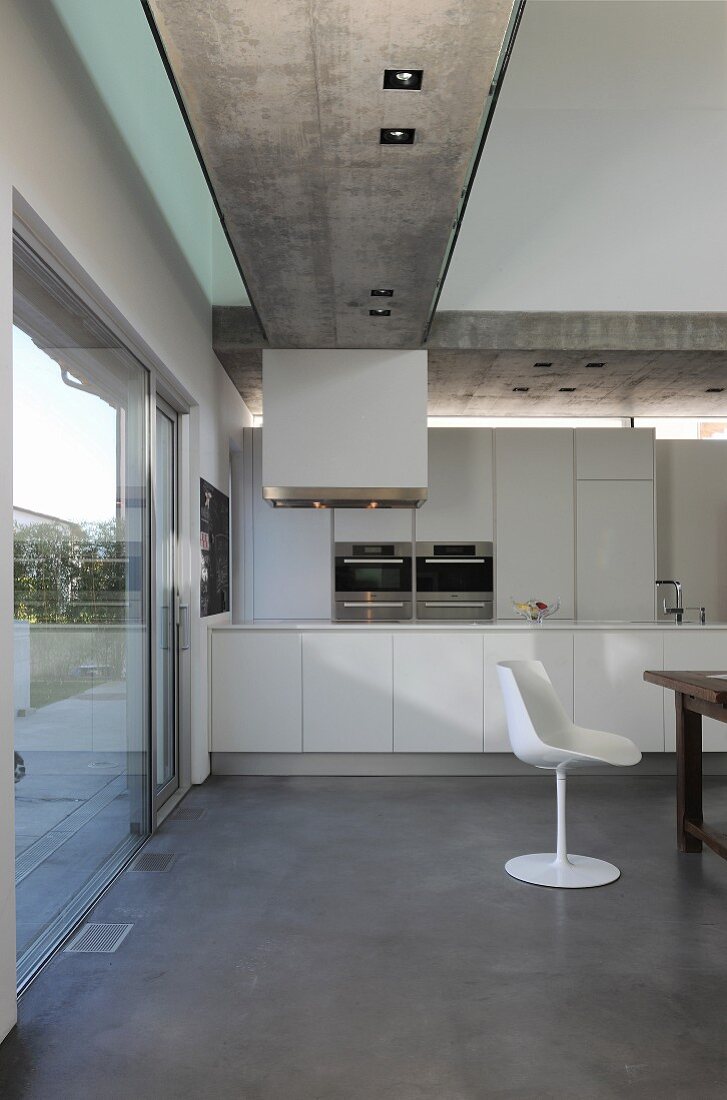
[428,350,727,417]
[210,343,727,418]
[145,0,518,347]
[428,310,727,416]
[212,307,727,416]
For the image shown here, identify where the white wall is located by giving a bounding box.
[440,0,727,311]
[0,2,252,1037]
[656,441,727,622]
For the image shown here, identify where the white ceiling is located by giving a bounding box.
[440,0,727,311]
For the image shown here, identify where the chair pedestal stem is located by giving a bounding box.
[555,770,570,866]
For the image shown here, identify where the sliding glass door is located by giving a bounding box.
[12,235,151,988]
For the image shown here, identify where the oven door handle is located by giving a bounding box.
[423,558,485,564]
[343,558,404,564]
[343,601,405,608]
[423,601,488,608]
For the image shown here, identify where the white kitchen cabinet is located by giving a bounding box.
[495,430,575,619]
[333,508,413,542]
[303,633,393,752]
[393,634,484,752]
[251,430,332,620]
[576,480,655,621]
[210,631,302,752]
[573,630,664,751]
[416,428,494,542]
[663,631,727,751]
[484,632,574,751]
[576,428,654,481]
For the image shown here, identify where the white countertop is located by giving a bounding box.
[211,620,727,632]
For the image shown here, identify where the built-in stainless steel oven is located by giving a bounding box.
[334,543,413,621]
[416,542,493,620]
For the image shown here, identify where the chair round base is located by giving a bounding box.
[505,853,621,889]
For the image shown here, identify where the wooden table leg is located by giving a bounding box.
[675,691,703,852]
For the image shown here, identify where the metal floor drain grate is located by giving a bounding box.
[65,923,133,953]
[16,775,127,885]
[171,807,206,821]
[127,851,175,873]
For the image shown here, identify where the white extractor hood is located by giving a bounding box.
[261,349,428,508]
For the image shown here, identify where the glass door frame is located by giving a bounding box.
[151,395,181,812]
[14,202,193,842]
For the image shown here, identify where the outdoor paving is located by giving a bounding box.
[13,683,138,960]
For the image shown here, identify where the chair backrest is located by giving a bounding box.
[496,660,573,763]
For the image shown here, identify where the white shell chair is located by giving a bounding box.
[497,660,641,888]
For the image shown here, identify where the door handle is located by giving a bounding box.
[343,601,404,608]
[424,601,487,608]
[160,604,170,650]
[177,602,190,651]
[424,558,485,564]
[343,558,404,564]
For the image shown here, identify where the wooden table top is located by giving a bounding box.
[644,670,727,704]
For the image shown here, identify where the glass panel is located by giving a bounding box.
[416,559,493,594]
[12,236,149,987]
[155,406,176,793]
[635,417,727,439]
[334,561,412,593]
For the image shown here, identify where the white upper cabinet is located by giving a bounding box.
[251,430,332,620]
[494,429,575,618]
[334,508,413,542]
[416,428,494,542]
[576,480,655,621]
[576,428,654,480]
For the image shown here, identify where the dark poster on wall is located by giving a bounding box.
[200,478,230,617]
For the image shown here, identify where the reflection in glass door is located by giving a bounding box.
[154,402,178,806]
[13,234,150,989]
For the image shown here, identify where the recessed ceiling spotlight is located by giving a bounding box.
[706,387,724,393]
[512,386,529,393]
[369,308,391,316]
[534,361,553,368]
[371,289,393,297]
[559,387,576,393]
[380,128,415,145]
[586,362,605,368]
[383,69,423,90]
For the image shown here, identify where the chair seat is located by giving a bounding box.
[547,725,643,769]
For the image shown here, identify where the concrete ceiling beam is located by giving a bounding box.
[212,308,727,416]
[428,311,727,352]
[146,0,518,348]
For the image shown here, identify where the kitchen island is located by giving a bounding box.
[209,622,727,773]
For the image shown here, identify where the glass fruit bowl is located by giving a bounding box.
[511,597,561,624]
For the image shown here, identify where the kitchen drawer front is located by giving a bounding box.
[393,634,484,752]
[303,633,393,752]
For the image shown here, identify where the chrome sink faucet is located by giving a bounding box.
[656,579,683,623]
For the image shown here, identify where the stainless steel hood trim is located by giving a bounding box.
[263,486,428,508]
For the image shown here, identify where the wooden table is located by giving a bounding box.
[644,670,727,860]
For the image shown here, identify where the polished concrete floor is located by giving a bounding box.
[2,774,727,1099]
